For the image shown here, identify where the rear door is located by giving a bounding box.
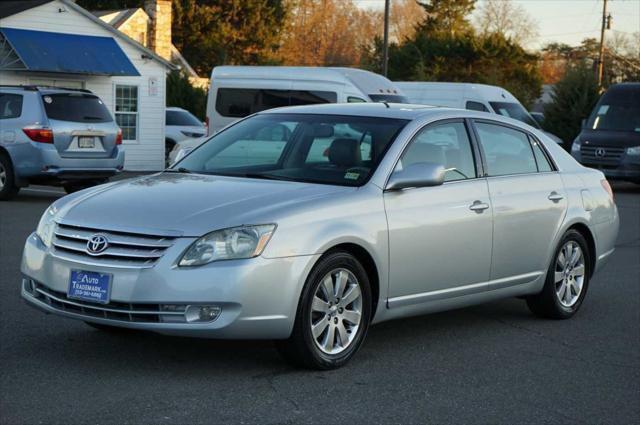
[41,92,117,158]
[472,120,567,285]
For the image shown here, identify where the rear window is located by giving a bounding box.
[166,110,202,126]
[42,93,113,123]
[215,89,337,118]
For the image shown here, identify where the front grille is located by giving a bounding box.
[52,223,176,268]
[26,280,187,323]
[581,145,625,166]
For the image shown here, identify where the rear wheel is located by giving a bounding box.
[527,230,590,319]
[0,154,20,201]
[276,251,372,370]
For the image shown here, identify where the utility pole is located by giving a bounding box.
[383,0,390,77]
[597,0,609,89]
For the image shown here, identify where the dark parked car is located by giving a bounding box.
[571,83,640,184]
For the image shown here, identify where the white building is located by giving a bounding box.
[0,0,176,171]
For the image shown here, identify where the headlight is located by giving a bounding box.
[571,138,581,153]
[36,205,58,247]
[179,224,276,267]
[627,146,640,156]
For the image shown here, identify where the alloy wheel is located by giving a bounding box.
[554,241,586,308]
[310,268,363,355]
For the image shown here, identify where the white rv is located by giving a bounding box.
[206,66,408,134]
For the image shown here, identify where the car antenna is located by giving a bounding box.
[383,101,390,108]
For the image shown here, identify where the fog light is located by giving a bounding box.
[184,305,221,323]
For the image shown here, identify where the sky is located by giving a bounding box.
[354,0,640,50]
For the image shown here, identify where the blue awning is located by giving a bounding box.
[0,27,140,76]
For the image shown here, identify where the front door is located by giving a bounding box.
[385,120,493,307]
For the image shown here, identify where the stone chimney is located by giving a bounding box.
[144,0,172,60]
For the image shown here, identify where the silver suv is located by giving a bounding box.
[0,86,125,200]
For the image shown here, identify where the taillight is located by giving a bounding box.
[115,128,122,145]
[601,179,614,201]
[23,127,53,143]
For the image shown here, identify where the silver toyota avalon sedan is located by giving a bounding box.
[21,103,619,369]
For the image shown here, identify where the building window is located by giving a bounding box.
[115,85,138,141]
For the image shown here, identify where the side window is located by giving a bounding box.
[398,121,477,182]
[466,101,489,112]
[530,137,553,172]
[215,89,337,118]
[0,93,23,119]
[475,122,537,176]
[347,96,366,103]
[216,88,258,118]
[289,90,336,105]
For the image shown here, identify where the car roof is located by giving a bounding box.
[0,85,95,95]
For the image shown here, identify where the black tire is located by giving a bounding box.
[276,250,372,370]
[527,229,591,319]
[0,153,20,201]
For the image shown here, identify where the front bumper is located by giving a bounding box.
[21,232,319,339]
[572,150,640,182]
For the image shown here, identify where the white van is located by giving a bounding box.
[206,66,408,134]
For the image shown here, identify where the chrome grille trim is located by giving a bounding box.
[581,145,625,165]
[52,223,176,268]
[26,281,187,323]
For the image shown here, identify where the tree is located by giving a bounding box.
[542,63,599,147]
[389,0,427,43]
[417,0,476,36]
[277,0,378,66]
[474,0,538,46]
[166,70,207,121]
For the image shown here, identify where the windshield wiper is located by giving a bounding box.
[242,172,293,181]
[164,167,192,174]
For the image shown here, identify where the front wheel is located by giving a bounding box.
[527,230,591,319]
[0,154,20,201]
[276,251,372,370]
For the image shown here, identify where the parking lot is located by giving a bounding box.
[0,181,638,424]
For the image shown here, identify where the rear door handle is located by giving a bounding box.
[469,200,490,213]
[548,191,564,202]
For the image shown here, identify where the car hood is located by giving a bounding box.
[577,129,640,148]
[56,173,352,237]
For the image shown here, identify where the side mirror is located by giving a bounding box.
[386,162,446,191]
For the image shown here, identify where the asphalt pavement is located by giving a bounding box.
[1,182,638,424]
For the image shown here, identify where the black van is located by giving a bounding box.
[571,83,640,184]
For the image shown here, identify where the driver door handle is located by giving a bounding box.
[548,191,564,202]
[469,200,490,213]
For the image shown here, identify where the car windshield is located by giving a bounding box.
[175,113,409,186]
[587,90,640,132]
[166,110,203,126]
[369,94,409,103]
[42,93,113,123]
[489,101,540,129]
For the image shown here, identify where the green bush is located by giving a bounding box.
[542,64,600,148]
[166,71,207,121]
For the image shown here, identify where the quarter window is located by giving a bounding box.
[398,121,477,182]
[530,137,553,172]
[475,122,537,176]
[115,85,138,141]
[0,93,23,119]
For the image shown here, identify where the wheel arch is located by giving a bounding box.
[566,222,597,278]
[321,242,381,321]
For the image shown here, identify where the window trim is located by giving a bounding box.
[470,118,558,178]
[113,83,139,144]
[0,93,23,119]
[385,118,483,188]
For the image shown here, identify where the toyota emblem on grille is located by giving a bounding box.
[595,148,606,157]
[86,234,109,255]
